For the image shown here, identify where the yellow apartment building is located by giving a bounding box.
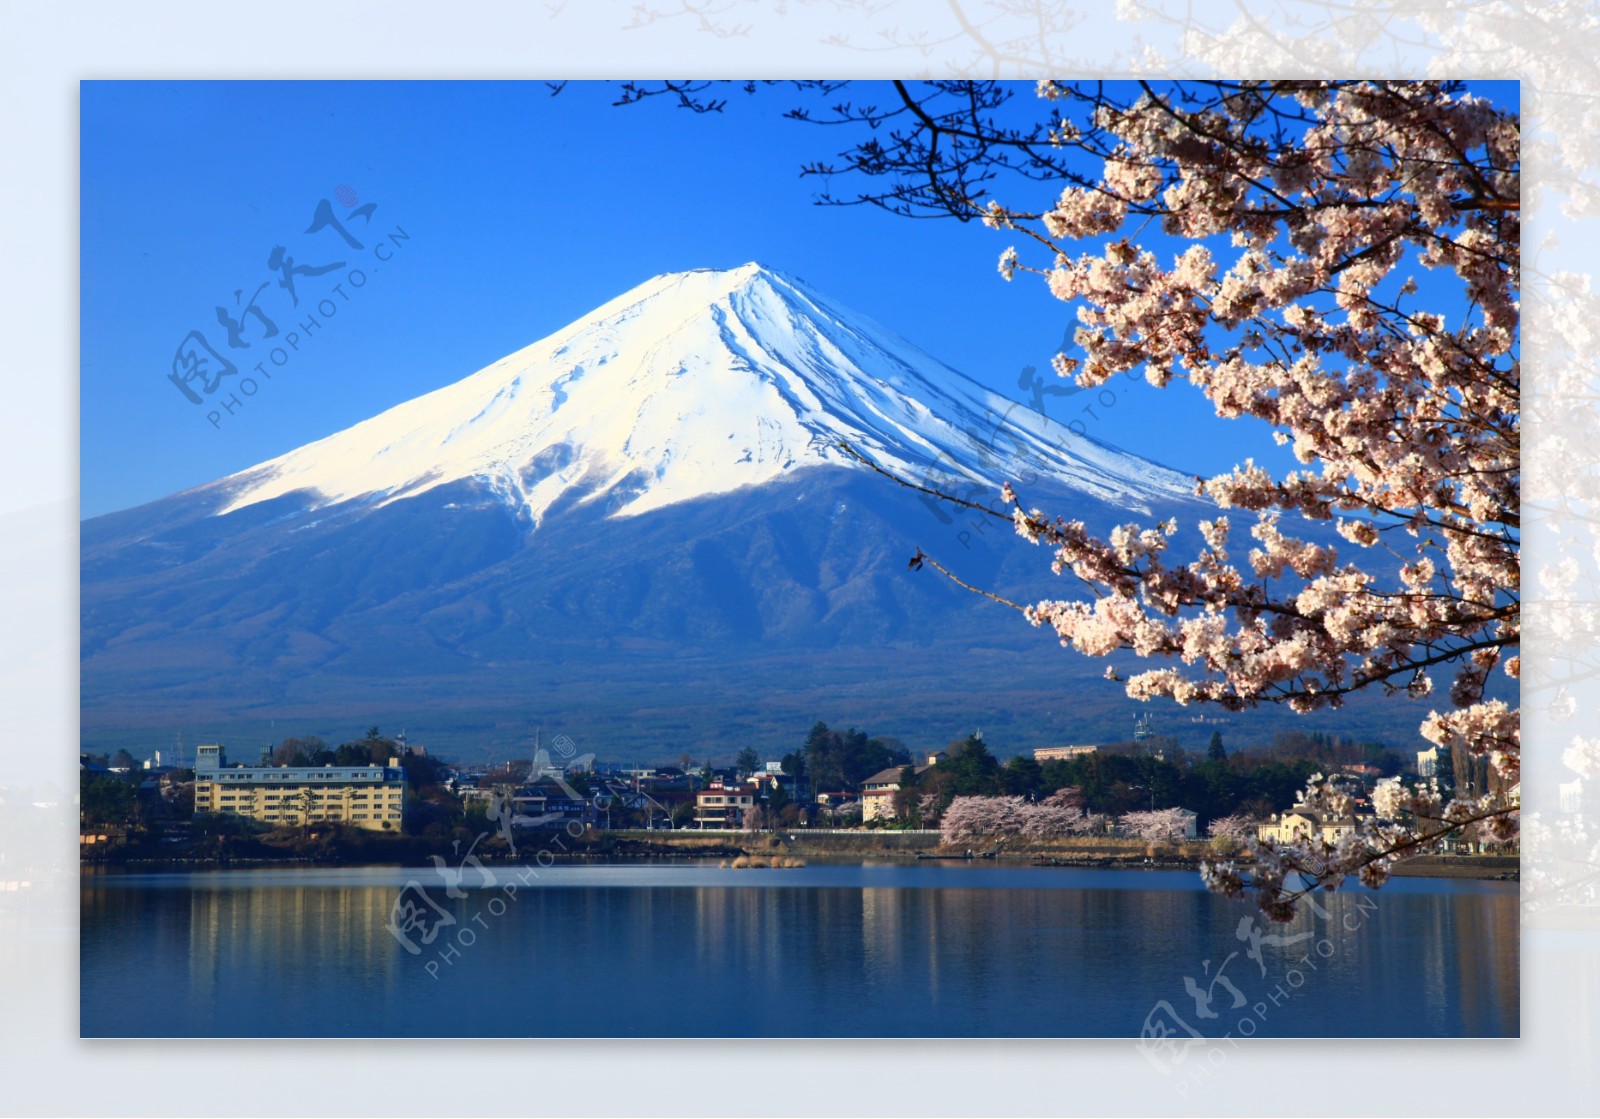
[193,744,407,831]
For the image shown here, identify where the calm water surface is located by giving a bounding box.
[80,861,1518,1037]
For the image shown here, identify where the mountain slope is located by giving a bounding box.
[83,264,1250,759]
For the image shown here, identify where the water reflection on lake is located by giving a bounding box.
[80,862,1518,1038]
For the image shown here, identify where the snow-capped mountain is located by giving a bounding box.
[210,263,1190,525]
[82,264,1214,760]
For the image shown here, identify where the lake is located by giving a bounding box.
[80,861,1518,1038]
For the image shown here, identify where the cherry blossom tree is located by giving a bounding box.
[997,83,1517,919]
[810,80,1519,919]
[1016,799,1084,840]
[1118,807,1195,842]
[1207,814,1256,844]
[1207,813,1257,855]
[622,80,1520,919]
[940,793,1108,844]
[939,795,1026,845]
[1076,811,1111,837]
[1041,786,1086,811]
[1023,786,1108,837]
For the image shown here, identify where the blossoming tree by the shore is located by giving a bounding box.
[624,79,1520,919]
[812,79,1518,919]
[920,81,1518,918]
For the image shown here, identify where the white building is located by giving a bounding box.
[694,782,755,828]
[1257,806,1358,846]
[1034,745,1097,763]
[859,755,942,822]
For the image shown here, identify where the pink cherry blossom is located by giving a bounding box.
[953,82,1518,918]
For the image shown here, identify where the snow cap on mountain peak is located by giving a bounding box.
[213,263,1192,524]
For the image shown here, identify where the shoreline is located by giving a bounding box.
[79,830,1520,881]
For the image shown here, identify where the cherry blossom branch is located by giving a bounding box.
[811,82,1518,922]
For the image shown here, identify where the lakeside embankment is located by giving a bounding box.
[79,826,1518,879]
[613,830,1518,879]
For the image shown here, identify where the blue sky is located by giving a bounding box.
[79,80,1514,518]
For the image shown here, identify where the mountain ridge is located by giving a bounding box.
[84,263,1357,761]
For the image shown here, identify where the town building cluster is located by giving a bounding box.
[77,733,1516,858]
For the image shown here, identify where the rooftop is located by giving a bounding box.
[862,763,931,787]
[199,764,403,784]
